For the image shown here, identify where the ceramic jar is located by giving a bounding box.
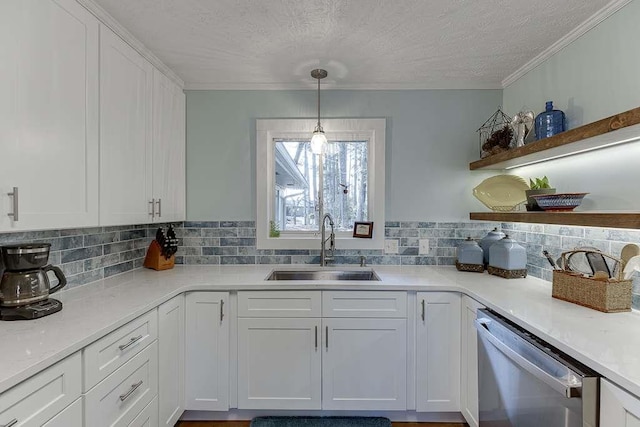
[479,228,506,264]
[457,237,484,266]
[489,236,527,271]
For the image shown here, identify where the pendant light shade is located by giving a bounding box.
[310,69,328,155]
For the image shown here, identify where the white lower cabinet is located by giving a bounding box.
[129,396,158,427]
[416,292,461,412]
[236,291,407,411]
[84,341,158,427]
[237,318,322,409]
[158,295,185,426]
[460,295,484,427]
[42,398,83,427]
[601,379,640,427]
[0,353,81,427]
[185,292,230,411]
[322,318,407,410]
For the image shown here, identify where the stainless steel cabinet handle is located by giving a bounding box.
[7,187,18,221]
[118,335,143,351]
[325,326,329,349]
[148,198,155,218]
[119,380,143,401]
[2,419,18,427]
[315,326,318,350]
[421,299,425,322]
[156,199,162,218]
[220,299,224,322]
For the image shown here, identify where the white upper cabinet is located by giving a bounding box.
[152,69,186,222]
[99,25,153,226]
[0,0,99,231]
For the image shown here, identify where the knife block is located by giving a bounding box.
[143,240,175,271]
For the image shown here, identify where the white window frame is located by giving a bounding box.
[256,118,385,250]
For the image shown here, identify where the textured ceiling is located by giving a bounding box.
[92,0,612,89]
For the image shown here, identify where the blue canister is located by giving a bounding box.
[457,237,484,266]
[535,101,566,140]
[479,228,505,265]
[489,236,527,271]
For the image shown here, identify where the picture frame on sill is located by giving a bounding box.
[353,222,374,238]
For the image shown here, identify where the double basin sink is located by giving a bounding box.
[266,269,380,281]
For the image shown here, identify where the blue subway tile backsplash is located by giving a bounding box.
[1,219,639,310]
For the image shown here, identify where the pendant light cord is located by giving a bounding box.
[317,76,321,129]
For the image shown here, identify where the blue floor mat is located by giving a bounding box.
[250,417,392,427]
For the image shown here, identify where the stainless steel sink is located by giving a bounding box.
[265,269,380,281]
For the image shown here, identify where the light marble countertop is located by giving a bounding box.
[1,265,640,400]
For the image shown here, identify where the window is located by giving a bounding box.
[257,119,385,250]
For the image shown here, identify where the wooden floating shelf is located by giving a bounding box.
[469,212,640,230]
[470,106,640,170]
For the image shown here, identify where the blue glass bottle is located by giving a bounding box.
[535,101,566,140]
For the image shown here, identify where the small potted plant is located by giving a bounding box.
[269,220,281,238]
[526,176,556,211]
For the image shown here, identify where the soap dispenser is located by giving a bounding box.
[456,237,484,273]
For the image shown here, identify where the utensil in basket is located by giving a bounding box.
[554,249,632,313]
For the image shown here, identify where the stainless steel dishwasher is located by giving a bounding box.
[476,309,600,426]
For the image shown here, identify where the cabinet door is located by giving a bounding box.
[416,292,461,412]
[601,379,640,427]
[0,0,99,231]
[100,25,153,226]
[237,318,322,410]
[185,292,229,411]
[322,318,407,410]
[152,69,186,222]
[461,295,484,427]
[158,295,184,426]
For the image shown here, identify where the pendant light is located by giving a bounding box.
[310,69,328,155]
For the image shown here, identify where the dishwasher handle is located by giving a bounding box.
[475,318,582,398]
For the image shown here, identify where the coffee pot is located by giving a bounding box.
[0,244,66,307]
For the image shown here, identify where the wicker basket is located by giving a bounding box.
[552,251,632,313]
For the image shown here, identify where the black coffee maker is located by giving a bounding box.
[0,243,66,320]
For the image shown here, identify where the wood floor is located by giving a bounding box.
[177,422,466,427]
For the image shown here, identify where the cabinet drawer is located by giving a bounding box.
[85,341,158,427]
[0,352,81,427]
[84,309,158,391]
[129,396,158,427]
[322,291,407,318]
[238,291,321,317]
[42,398,83,427]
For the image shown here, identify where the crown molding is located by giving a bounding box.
[76,0,184,88]
[184,81,503,91]
[502,0,632,88]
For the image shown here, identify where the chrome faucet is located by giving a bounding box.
[320,213,335,266]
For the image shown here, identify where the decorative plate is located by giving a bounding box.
[473,175,529,212]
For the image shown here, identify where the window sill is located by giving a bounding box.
[257,233,384,250]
